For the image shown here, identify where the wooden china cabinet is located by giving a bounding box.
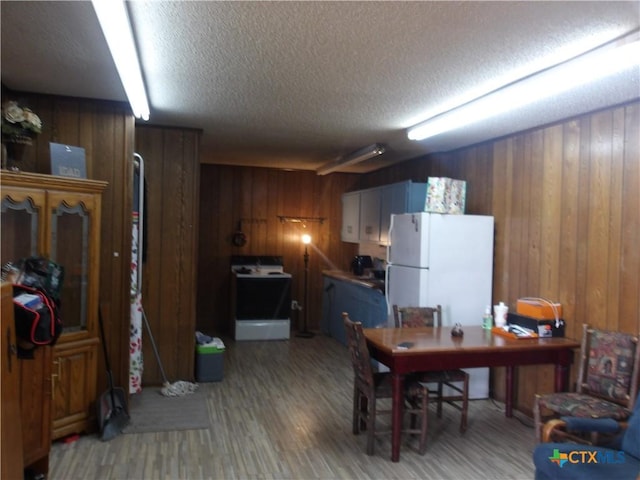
[1,171,107,450]
[1,281,25,479]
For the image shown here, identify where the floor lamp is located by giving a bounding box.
[297,233,314,338]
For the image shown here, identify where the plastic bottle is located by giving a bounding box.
[482,306,493,329]
[494,301,509,328]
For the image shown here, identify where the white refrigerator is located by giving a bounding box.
[386,212,495,399]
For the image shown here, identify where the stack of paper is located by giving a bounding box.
[14,293,42,310]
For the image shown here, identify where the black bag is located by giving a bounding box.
[13,256,64,300]
[13,284,63,351]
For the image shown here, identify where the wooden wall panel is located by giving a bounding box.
[135,125,201,384]
[135,127,162,383]
[159,130,187,381]
[357,101,638,413]
[90,104,134,392]
[197,167,359,335]
[365,101,639,414]
[558,120,581,329]
[607,109,625,332]
[9,88,637,417]
[619,105,640,336]
[586,111,613,328]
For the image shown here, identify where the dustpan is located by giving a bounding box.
[97,306,129,440]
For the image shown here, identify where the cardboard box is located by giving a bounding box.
[195,344,224,382]
[516,298,562,320]
[507,313,565,337]
[425,177,466,214]
[447,179,466,215]
[425,177,449,213]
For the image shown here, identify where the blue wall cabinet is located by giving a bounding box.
[380,181,427,245]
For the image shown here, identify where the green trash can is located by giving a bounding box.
[195,344,224,382]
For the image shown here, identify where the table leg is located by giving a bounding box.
[505,365,514,418]
[554,362,569,392]
[391,373,403,462]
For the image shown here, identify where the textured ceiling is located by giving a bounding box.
[1,1,639,173]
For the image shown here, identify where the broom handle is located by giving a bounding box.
[98,305,119,411]
[141,306,170,385]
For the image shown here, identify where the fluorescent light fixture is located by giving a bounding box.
[407,31,640,142]
[316,143,385,175]
[92,0,150,120]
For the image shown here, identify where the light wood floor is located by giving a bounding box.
[49,333,536,479]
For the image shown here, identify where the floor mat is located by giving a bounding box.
[122,386,210,434]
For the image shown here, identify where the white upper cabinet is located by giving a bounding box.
[341,191,361,243]
[341,181,427,244]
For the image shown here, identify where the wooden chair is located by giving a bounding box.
[533,324,640,442]
[342,312,429,455]
[392,305,469,433]
[533,396,640,480]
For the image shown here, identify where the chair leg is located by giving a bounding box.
[418,390,429,455]
[352,384,360,434]
[437,381,444,418]
[459,374,469,433]
[533,394,542,442]
[366,395,376,455]
[410,405,417,430]
[359,393,369,432]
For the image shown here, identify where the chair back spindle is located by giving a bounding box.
[393,305,442,328]
[343,312,375,389]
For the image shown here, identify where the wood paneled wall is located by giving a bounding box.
[197,166,360,335]
[363,101,640,413]
[7,85,638,416]
[1,88,135,394]
[135,125,201,384]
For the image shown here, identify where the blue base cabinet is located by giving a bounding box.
[321,274,388,345]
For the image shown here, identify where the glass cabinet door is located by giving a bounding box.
[1,190,46,269]
[49,194,95,332]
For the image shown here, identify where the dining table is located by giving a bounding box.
[363,325,581,462]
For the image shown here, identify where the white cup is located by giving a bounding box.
[494,302,508,328]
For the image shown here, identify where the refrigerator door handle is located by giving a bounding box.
[387,213,395,267]
[385,264,391,315]
[412,213,419,232]
[386,213,395,317]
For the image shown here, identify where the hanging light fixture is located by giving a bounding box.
[316,143,385,175]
